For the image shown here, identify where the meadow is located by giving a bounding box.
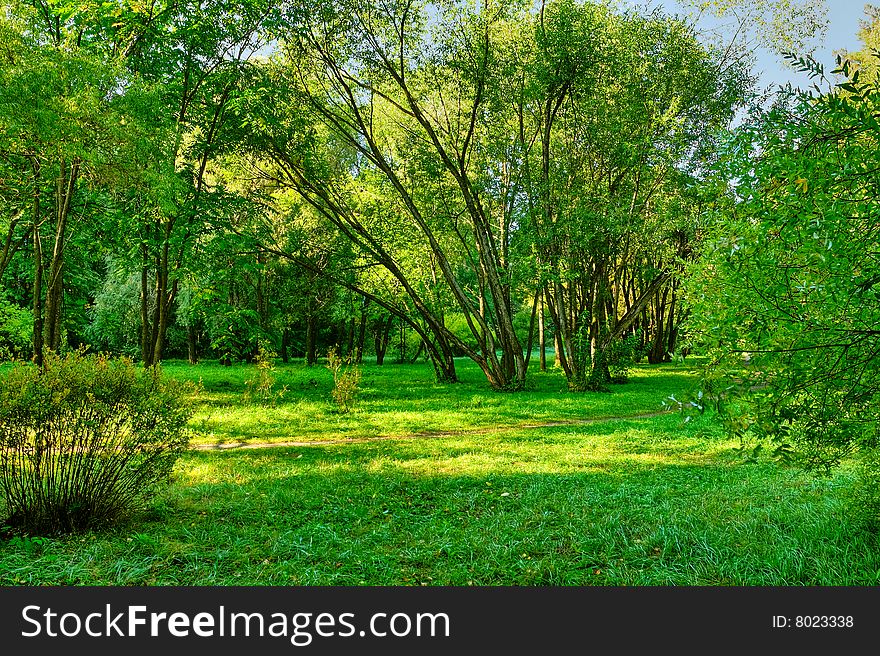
[1,358,877,586]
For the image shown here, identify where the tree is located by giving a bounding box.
[0,8,127,365]
[116,0,272,366]
[841,4,880,81]
[514,0,748,389]
[239,0,536,388]
[685,53,880,470]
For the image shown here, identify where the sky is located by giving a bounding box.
[618,1,870,91]
[752,1,867,89]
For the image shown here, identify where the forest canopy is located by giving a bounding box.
[0,0,755,392]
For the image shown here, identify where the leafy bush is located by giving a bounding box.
[84,266,142,356]
[607,333,640,384]
[0,351,194,535]
[244,345,287,405]
[208,305,267,364]
[847,448,880,531]
[0,298,32,361]
[326,347,361,413]
[684,54,880,472]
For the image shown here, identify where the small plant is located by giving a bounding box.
[326,347,361,413]
[0,350,194,535]
[244,345,287,406]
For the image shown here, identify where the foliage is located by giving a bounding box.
[243,345,287,406]
[685,53,880,471]
[846,447,880,530]
[207,305,267,364]
[0,297,32,361]
[84,264,142,356]
[325,346,361,413]
[679,0,828,57]
[607,333,642,384]
[0,351,194,535]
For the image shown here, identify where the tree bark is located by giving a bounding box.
[538,291,547,371]
[355,297,369,363]
[31,161,44,367]
[187,323,199,364]
[305,306,317,365]
[43,159,79,353]
[374,315,392,365]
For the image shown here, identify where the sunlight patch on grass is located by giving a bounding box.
[174,359,700,445]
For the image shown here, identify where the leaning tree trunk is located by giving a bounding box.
[374,315,393,366]
[42,159,79,353]
[31,161,44,368]
[305,305,318,366]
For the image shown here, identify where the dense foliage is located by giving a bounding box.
[0,351,193,535]
[0,0,752,391]
[686,54,880,471]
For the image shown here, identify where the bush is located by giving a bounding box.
[244,345,287,405]
[326,347,361,413]
[846,448,880,531]
[0,298,32,361]
[607,333,640,384]
[0,351,194,535]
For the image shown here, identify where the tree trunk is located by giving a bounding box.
[355,298,369,364]
[538,291,546,372]
[524,291,539,372]
[648,287,669,364]
[280,327,290,363]
[374,315,392,365]
[429,345,457,383]
[43,159,79,353]
[187,324,198,364]
[665,285,677,360]
[345,317,355,357]
[305,308,318,365]
[397,323,407,363]
[140,242,151,365]
[31,162,44,367]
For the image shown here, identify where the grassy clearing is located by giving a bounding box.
[174,358,698,446]
[1,358,878,585]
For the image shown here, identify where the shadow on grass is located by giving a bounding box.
[3,417,876,587]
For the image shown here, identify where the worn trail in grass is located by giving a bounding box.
[172,358,697,447]
[190,410,674,450]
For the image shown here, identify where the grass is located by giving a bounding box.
[1,357,878,585]
[173,357,697,446]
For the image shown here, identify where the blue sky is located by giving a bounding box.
[755,1,866,89]
[619,1,870,91]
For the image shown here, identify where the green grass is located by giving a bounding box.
[1,357,878,585]
[174,358,697,446]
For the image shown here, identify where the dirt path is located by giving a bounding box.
[190,409,673,451]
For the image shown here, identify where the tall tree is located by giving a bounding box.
[686,53,880,470]
[241,0,532,388]
[0,7,125,364]
[514,0,748,389]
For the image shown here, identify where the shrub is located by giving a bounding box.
[607,333,640,384]
[846,448,880,531]
[326,347,361,413]
[0,298,32,361]
[0,351,194,535]
[244,345,287,405]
